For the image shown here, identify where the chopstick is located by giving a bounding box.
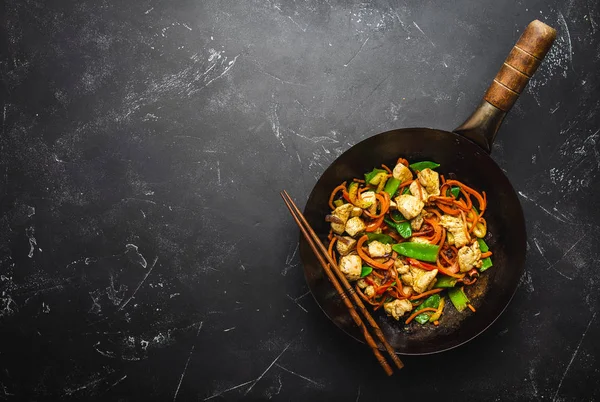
[280,190,404,375]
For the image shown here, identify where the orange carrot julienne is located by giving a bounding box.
[467,304,476,312]
[328,182,347,210]
[409,288,443,300]
[405,307,438,324]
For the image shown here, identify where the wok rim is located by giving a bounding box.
[300,126,527,356]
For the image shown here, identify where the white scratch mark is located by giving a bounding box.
[198,54,240,91]
[64,376,108,396]
[107,375,127,391]
[548,235,585,271]
[529,368,538,397]
[223,327,235,332]
[550,103,561,114]
[532,238,573,280]
[344,37,369,67]
[286,294,308,313]
[244,342,293,396]
[203,381,254,401]
[355,385,361,401]
[173,322,203,401]
[216,160,221,185]
[412,21,435,47]
[287,16,307,32]
[558,12,573,70]
[182,23,192,31]
[552,313,596,402]
[144,7,154,14]
[267,103,286,150]
[118,256,159,311]
[275,363,322,387]
[518,191,567,223]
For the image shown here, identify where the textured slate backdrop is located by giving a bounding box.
[1,0,599,400]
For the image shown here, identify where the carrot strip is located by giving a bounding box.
[381,164,392,174]
[480,251,492,258]
[409,288,443,300]
[405,307,438,324]
[353,178,366,183]
[365,215,385,232]
[328,236,337,260]
[328,182,347,210]
[467,304,476,313]
[356,285,379,306]
[396,158,409,166]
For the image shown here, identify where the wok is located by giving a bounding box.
[299,20,556,355]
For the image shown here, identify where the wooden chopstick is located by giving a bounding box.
[281,190,403,374]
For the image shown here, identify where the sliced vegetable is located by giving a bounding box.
[366,232,394,244]
[348,182,373,208]
[389,210,405,222]
[333,199,344,208]
[428,297,446,322]
[477,238,493,272]
[410,161,440,171]
[449,187,460,198]
[448,287,469,312]
[413,294,441,324]
[402,187,411,195]
[392,242,439,263]
[434,275,458,288]
[365,168,387,185]
[384,218,412,239]
[383,177,401,197]
[360,266,373,277]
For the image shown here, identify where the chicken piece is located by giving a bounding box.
[360,191,376,207]
[345,217,366,237]
[336,236,357,256]
[410,236,431,244]
[356,279,368,289]
[329,204,353,234]
[364,286,375,298]
[384,299,413,320]
[409,180,428,202]
[411,212,424,231]
[395,194,424,220]
[400,266,438,294]
[439,215,469,248]
[417,168,440,197]
[351,207,363,217]
[389,199,397,209]
[368,240,392,258]
[339,254,362,281]
[402,285,414,297]
[392,162,413,183]
[394,259,410,275]
[458,241,483,272]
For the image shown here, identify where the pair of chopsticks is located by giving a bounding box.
[280,190,404,375]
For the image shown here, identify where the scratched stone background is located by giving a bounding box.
[1,0,599,400]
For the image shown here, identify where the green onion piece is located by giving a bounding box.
[333,199,344,208]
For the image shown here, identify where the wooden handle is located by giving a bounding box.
[484,20,557,112]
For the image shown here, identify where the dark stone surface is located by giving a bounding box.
[1,0,599,400]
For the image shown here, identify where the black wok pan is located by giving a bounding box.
[299,20,556,355]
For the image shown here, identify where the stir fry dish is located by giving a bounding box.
[326,158,493,326]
